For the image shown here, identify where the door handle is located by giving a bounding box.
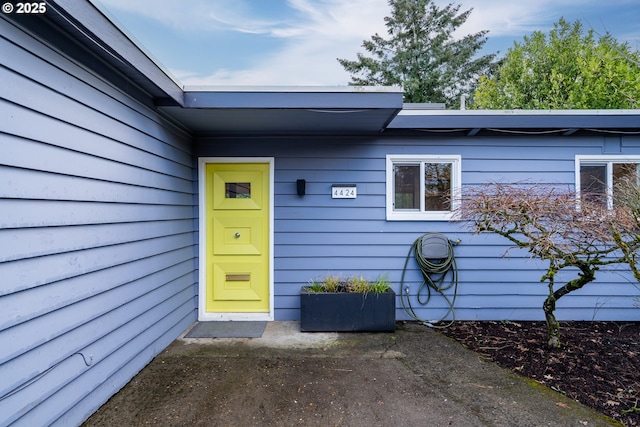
[235,232,241,238]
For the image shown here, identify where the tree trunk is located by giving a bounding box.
[543,280,561,348]
[542,265,596,348]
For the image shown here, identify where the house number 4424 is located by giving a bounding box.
[332,186,357,199]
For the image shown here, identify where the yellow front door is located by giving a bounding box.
[204,162,270,314]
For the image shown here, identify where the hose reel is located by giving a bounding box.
[400,232,460,328]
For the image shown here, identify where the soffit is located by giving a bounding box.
[158,88,404,136]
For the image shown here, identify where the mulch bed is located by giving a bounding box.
[438,321,640,426]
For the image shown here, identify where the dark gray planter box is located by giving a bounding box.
[300,288,396,332]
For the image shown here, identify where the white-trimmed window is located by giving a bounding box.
[386,154,461,220]
[576,155,640,209]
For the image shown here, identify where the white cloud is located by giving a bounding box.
[457,1,557,36]
[93,0,298,35]
[177,0,391,85]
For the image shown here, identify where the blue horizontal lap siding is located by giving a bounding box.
[0,219,193,262]
[197,135,640,322]
[1,240,194,320]
[1,19,196,426]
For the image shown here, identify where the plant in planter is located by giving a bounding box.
[300,274,396,332]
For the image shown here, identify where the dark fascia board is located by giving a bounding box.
[389,109,640,131]
[179,86,404,109]
[40,0,183,106]
[158,86,404,135]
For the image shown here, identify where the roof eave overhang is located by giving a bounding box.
[7,0,185,106]
[388,109,640,136]
[181,86,403,109]
[158,87,405,136]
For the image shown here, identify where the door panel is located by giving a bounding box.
[212,214,262,255]
[205,162,270,313]
[211,261,263,301]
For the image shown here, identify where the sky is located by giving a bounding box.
[90,0,640,87]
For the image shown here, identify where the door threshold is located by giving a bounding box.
[199,312,274,322]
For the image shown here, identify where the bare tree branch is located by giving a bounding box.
[456,182,640,347]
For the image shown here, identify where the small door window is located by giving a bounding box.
[225,182,251,199]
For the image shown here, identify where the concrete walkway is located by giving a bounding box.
[83,322,618,426]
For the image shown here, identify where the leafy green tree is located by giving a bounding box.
[473,18,640,109]
[337,0,497,107]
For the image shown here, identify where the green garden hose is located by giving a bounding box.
[400,233,459,328]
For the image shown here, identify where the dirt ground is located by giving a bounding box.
[440,321,640,426]
[83,321,619,427]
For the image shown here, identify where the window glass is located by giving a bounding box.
[613,163,639,185]
[424,163,451,211]
[580,164,606,205]
[225,182,251,199]
[613,163,640,206]
[394,165,420,210]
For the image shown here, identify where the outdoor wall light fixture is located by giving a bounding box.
[297,179,306,196]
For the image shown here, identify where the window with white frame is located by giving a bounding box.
[576,155,640,209]
[386,154,461,220]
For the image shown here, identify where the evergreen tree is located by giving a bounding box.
[473,18,640,109]
[337,0,497,107]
